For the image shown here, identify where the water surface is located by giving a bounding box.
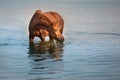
[0,1,120,80]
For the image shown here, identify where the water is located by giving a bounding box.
[0,1,120,80]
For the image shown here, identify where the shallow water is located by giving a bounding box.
[0,1,120,80]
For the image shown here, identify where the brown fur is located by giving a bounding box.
[29,10,64,43]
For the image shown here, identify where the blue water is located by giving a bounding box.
[0,1,120,80]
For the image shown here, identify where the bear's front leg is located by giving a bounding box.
[29,34,34,43]
[39,36,45,42]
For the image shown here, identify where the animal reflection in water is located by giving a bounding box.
[28,41,64,61]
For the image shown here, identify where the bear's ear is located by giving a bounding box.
[38,12,52,22]
[36,10,42,13]
[35,10,50,20]
[34,10,54,25]
[35,10,46,19]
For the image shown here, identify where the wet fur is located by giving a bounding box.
[29,10,64,43]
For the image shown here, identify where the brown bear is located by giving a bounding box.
[29,10,64,43]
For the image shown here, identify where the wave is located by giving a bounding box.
[0,43,28,47]
[91,33,120,36]
[76,32,120,36]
